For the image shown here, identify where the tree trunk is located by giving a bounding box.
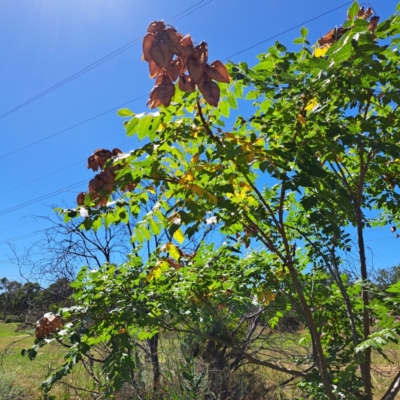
[148,333,160,391]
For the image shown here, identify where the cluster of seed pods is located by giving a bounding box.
[77,148,134,208]
[318,7,379,47]
[142,20,230,108]
[35,313,62,339]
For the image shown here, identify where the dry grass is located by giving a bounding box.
[1,323,400,399]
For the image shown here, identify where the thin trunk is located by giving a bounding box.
[148,333,160,391]
[381,369,400,400]
[286,261,335,400]
[330,248,365,384]
[356,207,372,400]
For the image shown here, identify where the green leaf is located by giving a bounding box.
[227,92,238,109]
[137,113,162,141]
[329,43,354,63]
[82,218,93,231]
[219,98,230,118]
[104,213,115,229]
[348,1,360,19]
[125,117,139,137]
[92,217,102,232]
[149,219,161,236]
[300,27,308,39]
[293,37,304,44]
[118,108,135,117]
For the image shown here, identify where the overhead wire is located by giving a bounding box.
[0,1,357,243]
[0,180,87,217]
[0,1,353,161]
[222,1,353,61]
[0,138,137,197]
[0,0,211,121]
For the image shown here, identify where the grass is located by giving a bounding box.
[0,323,96,399]
[1,322,400,399]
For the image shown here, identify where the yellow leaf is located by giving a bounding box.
[186,184,217,204]
[204,191,218,204]
[256,288,277,306]
[156,259,169,271]
[305,97,318,111]
[173,228,185,244]
[166,242,180,261]
[246,151,255,162]
[153,267,162,279]
[179,170,194,184]
[117,327,127,334]
[148,185,156,194]
[191,153,200,164]
[314,45,330,58]
[297,114,306,125]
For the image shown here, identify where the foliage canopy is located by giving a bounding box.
[23,2,400,399]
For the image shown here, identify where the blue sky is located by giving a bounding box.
[0,0,399,280]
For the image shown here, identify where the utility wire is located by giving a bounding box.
[0,180,87,217]
[0,1,353,161]
[0,229,54,246]
[0,0,211,121]
[0,2,355,226]
[0,96,147,160]
[0,137,137,197]
[222,1,352,61]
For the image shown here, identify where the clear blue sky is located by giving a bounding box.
[0,0,399,280]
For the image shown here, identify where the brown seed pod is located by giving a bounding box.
[87,155,99,171]
[112,148,123,156]
[88,149,112,171]
[147,20,165,34]
[178,73,196,92]
[187,56,205,84]
[193,41,208,64]
[164,28,184,55]
[363,7,373,19]
[180,34,194,58]
[206,60,231,83]
[77,192,87,206]
[142,32,156,62]
[166,58,182,81]
[368,16,379,34]
[150,35,174,70]
[198,79,220,107]
[35,314,62,339]
[124,182,136,192]
[318,27,349,46]
[99,168,115,186]
[98,197,109,207]
[89,175,106,193]
[147,75,175,109]
[148,59,163,78]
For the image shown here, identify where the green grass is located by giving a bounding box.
[0,323,95,399]
[1,322,400,399]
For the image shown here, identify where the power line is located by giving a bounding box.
[0,229,53,246]
[0,0,211,121]
[0,95,147,160]
[0,2,356,232]
[0,180,86,217]
[0,2,353,161]
[0,137,137,197]
[223,1,352,61]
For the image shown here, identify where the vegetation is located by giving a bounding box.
[9,1,400,398]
